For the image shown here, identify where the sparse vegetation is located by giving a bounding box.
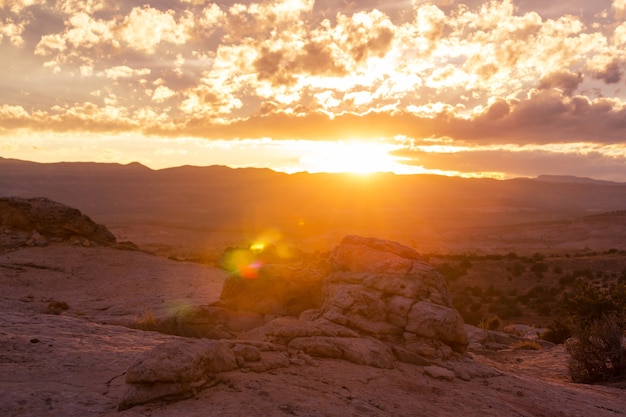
[556,283,626,383]
[436,261,471,282]
[566,313,625,383]
[479,316,503,331]
[541,319,571,344]
[530,261,549,279]
[45,300,69,315]
[432,250,626,329]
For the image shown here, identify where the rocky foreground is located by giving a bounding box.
[0,244,623,416]
[0,199,625,416]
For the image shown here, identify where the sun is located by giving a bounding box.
[297,140,404,174]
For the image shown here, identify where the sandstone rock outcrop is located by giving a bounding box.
[119,338,292,410]
[241,236,468,364]
[120,236,470,408]
[0,197,117,249]
[320,236,467,353]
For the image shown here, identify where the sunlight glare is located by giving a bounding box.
[297,140,403,174]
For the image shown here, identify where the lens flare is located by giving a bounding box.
[220,228,294,279]
[221,248,263,279]
[250,241,266,254]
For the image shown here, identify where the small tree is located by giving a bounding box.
[566,313,625,383]
[561,283,626,383]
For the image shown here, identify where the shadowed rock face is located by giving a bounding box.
[219,262,327,316]
[0,197,116,248]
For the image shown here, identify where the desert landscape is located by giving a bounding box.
[1,158,626,416]
[4,0,626,415]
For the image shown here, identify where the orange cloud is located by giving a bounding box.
[118,6,190,54]
[1,0,626,169]
[0,17,26,47]
[391,145,626,180]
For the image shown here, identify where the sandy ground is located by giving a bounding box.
[1,244,625,417]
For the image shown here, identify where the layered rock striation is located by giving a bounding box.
[322,235,468,353]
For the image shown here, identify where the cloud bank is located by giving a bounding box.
[1,0,625,179]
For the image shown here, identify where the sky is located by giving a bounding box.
[1,0,626,180]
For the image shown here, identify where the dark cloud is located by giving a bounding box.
[391,147,626,181]
[254,41,348,86]
[539,70,584,96]
[292,42,347,77]
[254,47,294,86]
[481,99,510,121]
[160,88,626,146]
[356,25,394,60]
[592,59,623,84]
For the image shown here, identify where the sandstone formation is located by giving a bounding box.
[3,230,626,416]
[218,236,467,356]
[240,236,467,362]
[0,197,117,250]
[119,338,301,409]
[321,235,468,353]
[120,339,238,409]
[120,236,471,408]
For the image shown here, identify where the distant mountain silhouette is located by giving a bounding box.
[535,175,622,186]
[2,157,626,254]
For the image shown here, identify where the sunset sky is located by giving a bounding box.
[2,0,626,180]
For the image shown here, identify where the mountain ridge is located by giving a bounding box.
[2,157,626,255]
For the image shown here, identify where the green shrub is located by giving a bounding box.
[510,262,526,277]
[531,262,549,278]
[541,319,571,344]
[560,283,626,384]
[45,300,69,315]
[566,313,625,383]
[486,316,502,331]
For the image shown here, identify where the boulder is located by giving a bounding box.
[406,302,468,352]
[0,197,116,248]
[124,339,237,385]
[320,236,468,354]
[464,324,554,351]
[238,236,468,368]
[120,338,238,410]
[120,338,299,409]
